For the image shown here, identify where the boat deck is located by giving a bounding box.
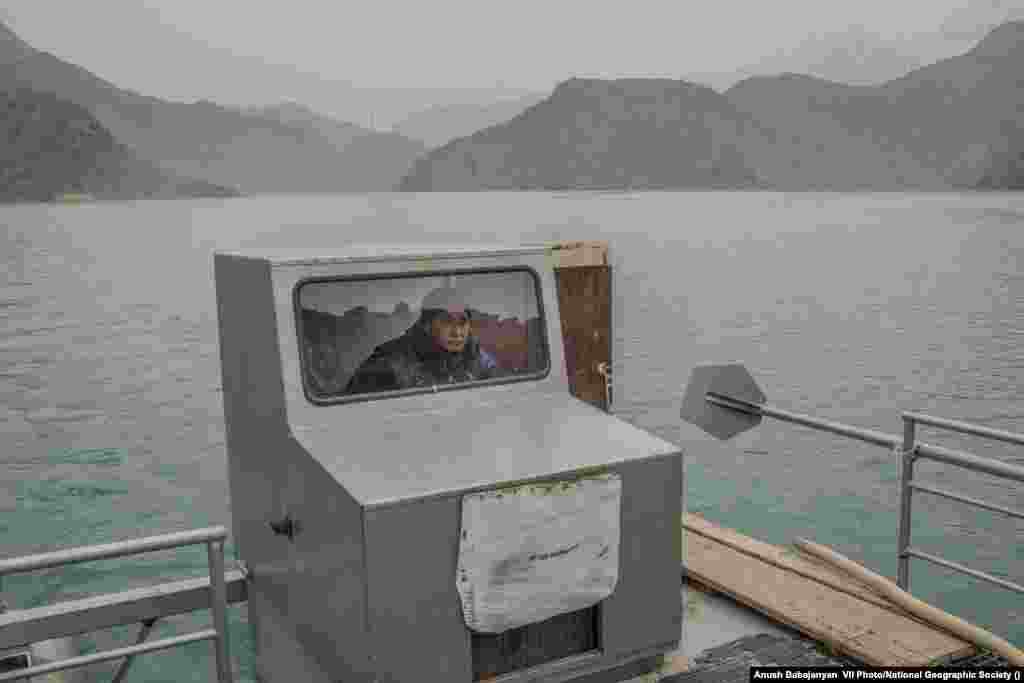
[619,515,1011,682]
[1,516,1013,682]
[626,581,1010,683]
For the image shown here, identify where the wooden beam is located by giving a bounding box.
[551,241,612,412]
[0,571,247,650]
[682,514,975,666]
[684,514,899,611]
[550,241,608,269]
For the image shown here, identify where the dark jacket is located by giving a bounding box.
[346,324,498,394]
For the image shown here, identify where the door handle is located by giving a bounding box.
[268,514,300,541]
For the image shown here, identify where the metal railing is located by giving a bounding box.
[705,392,1024,596]
[0,527,234,682]
[897,413,1024,594]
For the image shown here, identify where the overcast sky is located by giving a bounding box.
[3,1,1021,125]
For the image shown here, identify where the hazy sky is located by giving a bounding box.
[3,0,1021,125]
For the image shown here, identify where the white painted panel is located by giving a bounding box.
[457,474,621,633]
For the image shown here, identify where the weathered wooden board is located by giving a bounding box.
[682,514,976,666]
[684,515,898,612]
[553,243,611,412]
[550,241,609,269]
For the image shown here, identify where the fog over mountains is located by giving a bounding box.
[1,87,236,201]
[402,22,1024,191]
[2,18,1022,202]
[0,20,425,201]
[392,94,547,149]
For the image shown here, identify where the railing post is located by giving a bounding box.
[897,415,916,591]
[207,540,233,683]
[111,618,158,683]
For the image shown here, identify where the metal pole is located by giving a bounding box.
[0,527,227,576]
[207,540,233,683]
[904,411,1024,447]
[0,630,218,683]
[111,618,158,683]
[913,442,1024,483]
[909,482,1024,520]
[897,416,916,590]
[700,381,1024,598]
[705,392,899,449]
[905,548,1024,596]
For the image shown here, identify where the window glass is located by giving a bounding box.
[297,270,548,400]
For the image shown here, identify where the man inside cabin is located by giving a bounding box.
[345,285,499,394]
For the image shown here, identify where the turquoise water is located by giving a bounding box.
[2,191,1023,680]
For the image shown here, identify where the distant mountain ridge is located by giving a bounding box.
[401,78,762,190]
[0,17,33,65]
[402,21,1024,191]
[393,94,547,148]
[3,18,1021,198]
[1,87,236,202]
[728,20,1024,190]
[965,20,1024,59]
[242,102,368,142]
[0,20,428,196]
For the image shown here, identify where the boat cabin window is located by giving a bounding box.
[296,269,548,402]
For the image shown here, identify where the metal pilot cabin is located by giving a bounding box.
[213,243,683,683]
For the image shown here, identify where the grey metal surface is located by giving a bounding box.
[110,618,157,683]
[699,374,1024,604]
[217,243,551,267]
[247,589,333,683]
[15,637,83,683]
[272,445,372,681]
[897,417,916,589]
[905,548,1024,595]
[293,391,680,509]
[361,454,682,683]
[668,632,854,683]
[0,525,234,682]
[214,245,687,681]
[560,655,660,683]
[910,481,1024,520]
[705,392,899,449]
[905,411,1024,447]
[699,375,1024,467]
[0,526,227,576]
[914,441,1024,482]
[680,365,764,440]
[215,251,319,677]
[600,456,683,660]
[363,495,472,682]
[207,540,233,683]
[897,413,1024,594]
[271,248,572,431]
[0,571,246,651]
[484,647,667,683]
[0,630,218,682]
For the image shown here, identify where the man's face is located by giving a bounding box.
[430,312,470,352]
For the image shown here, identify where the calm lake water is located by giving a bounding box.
[2,191,1023,680]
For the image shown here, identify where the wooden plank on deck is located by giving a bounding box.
[685,515,899,612]
[682,514,976,666]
